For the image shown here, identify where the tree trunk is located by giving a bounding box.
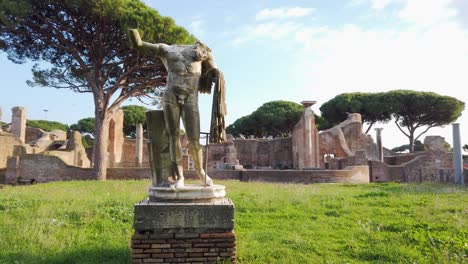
[92,109,110,181]
[408,131,415,153]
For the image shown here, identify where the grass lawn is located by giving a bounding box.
[0,180,466,263]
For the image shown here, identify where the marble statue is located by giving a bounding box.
[129,29,226,188]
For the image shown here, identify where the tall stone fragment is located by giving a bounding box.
[11,107,26,143]
[108,109,124,166]
[452,123,464,185]
[375,128,383,162]
[292,101,320,169]
[135,123,143,167]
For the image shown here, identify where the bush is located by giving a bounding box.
[26,120,69,132]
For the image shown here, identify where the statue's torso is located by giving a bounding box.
[160,46,203,100]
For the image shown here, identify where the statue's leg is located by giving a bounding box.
[162,101,184,187]
[182,96,213,186]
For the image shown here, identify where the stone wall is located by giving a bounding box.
[242,166,369,184]
[233,138,293,168]
[0,132,22,168]
[384,152,425,165]
[119,138,150,167]
[370,150,458,183]
[319,114,380,167]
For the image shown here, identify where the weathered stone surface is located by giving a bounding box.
[108,109,124,166]
[292,101,320,169]
[0,132,22,169]
[148,184,226,202]
[424,136,446,152]
[11,107,26,143]
[134,198,234,232]
[136,123,144,167]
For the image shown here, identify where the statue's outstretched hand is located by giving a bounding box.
[128,29,142,48]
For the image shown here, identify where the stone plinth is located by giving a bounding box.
[131,197,236,264]
[148,184,226,202]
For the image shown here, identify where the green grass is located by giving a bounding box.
[0,181,466,264]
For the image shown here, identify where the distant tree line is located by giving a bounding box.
[319,90,464,152]
[227,90,464,153]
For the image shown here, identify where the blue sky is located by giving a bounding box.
[1,0,467,149]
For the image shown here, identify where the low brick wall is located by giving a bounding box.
[131,231,236,264]
[242,166,369,184]
[370,151,464,183]
[384,152,425,165]
[7,153,369,184]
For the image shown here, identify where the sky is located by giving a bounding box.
[1,0,467,150]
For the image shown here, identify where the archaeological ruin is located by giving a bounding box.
[0,104,466,185]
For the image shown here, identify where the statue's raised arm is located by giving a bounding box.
[128,29,169,57]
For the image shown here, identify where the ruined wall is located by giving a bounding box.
[384,152,425,165]
[0,132,22,168]
[328,150,368,170]
[370,151,457,183]
[292,106,320,169]
[119,138,150,167]
[319,114,380,167]
[233,137,293,168]
[5,153,152,183]
[25,127,44,144]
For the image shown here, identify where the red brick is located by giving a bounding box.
[194,243,214,248]
[143,249,162,253]
[132,249,144,254]
[149,233,174,239]
[144,239,168,244]
[186,257,208,262]
[204,253,219,257]
[130,259,142,264]
[132,254,151,259]
[188,253,204,257]
[161,248,185,253]
[142,259,164,263]
[164,258,186,263]
[151,253,174,258]
[203,238,235,243]
[200,232,235,238]
[216,243,236,248]
[174,233,199,239]
[220,252,236,257]
[171,243,191,248]
[151,244,171,249]
[186,248,208,253]
[133,244,151,249]
[133,233,149,239]
[132,239,141,244]
[174,253,188,257]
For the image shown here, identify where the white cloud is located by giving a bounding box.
[256,7,314,21]
[233,21,304,45]
[189,18,205,38]
[371,0,393,10]
[398,0,457,26]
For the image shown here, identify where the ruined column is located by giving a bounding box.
[375,128,384,162]
[452,123,464,185]
[135,123,143,167]
[0,106,3,132]
[301,101,318,168]
[11,107,26,143]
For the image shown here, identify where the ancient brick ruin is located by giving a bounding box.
[1,104,465,185]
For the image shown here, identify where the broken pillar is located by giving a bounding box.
[135,123,143,167]
[375,128,383,162]
[11,107,26,143]
[452,123,464,185]
[108,109,124,167]
[292,101,320,169]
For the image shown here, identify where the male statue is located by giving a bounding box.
[129,29,223,188]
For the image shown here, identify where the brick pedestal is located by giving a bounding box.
[131,198,236,263]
